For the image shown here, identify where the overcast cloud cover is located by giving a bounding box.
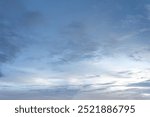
[0,0,150,99]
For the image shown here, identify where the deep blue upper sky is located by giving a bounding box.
[0,0,150,99]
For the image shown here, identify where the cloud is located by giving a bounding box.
[128,80,150,87]
[145,4,150,20]
[0,71,3,78]
[0,86,80,99]
[21,11,47,28]
[0,37,19,63]
[73,89,150,100]
[0,0,28,63]
[0,0,45,78]
[47,21,101,63]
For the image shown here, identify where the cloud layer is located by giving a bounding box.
[0,0,150,99]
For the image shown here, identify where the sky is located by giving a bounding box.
[0,0,150,99]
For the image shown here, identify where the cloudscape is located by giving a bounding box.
[0,0,150,99]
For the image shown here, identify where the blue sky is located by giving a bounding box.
[0,0,150,99]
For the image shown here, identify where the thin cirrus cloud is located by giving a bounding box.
[0,0,150,99]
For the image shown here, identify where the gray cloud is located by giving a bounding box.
[0,2,27,78]
[0,71,3,78]
[0,0,41,77]
[57,21,100,62]
[0,86,80,99]
[73,89,150,100]
[21,11,47,29]
[128,80,150,87]
[0,37,19,63]
[0,0,26,63]
[34,21,103,65]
